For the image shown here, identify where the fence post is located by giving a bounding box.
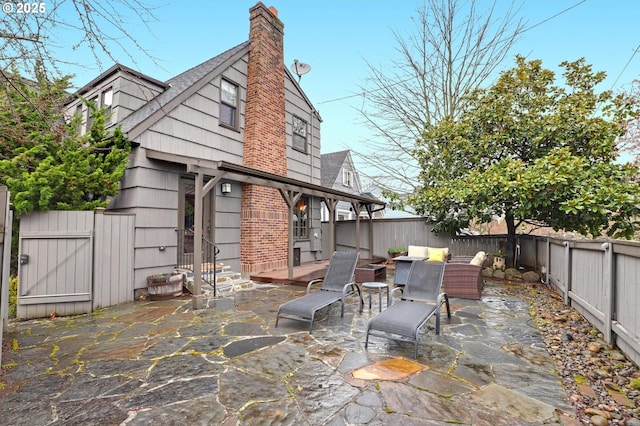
[601,242,614,345]
[563,241,571,305]
[544,238,550,285]
[0,187,12,366]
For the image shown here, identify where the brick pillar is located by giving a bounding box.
[241,3,288,274]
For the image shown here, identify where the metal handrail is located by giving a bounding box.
[176,229,220,296]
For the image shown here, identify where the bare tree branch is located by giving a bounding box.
[1,0,160,82]
[354,0,526,196]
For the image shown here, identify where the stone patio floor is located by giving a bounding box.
[0,276,579,425]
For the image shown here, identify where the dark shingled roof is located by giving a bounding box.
[120,41,251,136]
[321,150,350,188]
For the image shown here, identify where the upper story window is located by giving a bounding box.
[292,115,307,153]
[83,87,113,133]
[101,88,113,123]
[343,169,353,187]
[74,104,83,134]
[220,79,239,129]
[86,95,99,130]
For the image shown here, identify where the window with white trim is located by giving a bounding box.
[292,115,307,153]
[86,95,98,130]
[343,169,353,187]
[101,88,113,123]
[294,196,309,240]
[74,104,83,134]
[220,79,239,128]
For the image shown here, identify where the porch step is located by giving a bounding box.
[178,267,253,296]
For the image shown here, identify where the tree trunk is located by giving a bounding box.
[505,209,517,268]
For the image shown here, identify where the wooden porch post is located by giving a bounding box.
[192,170,204,310]
[365,204,374,261]
[324,197,338,254]
[352,202,362,254]
[279,189,302,280]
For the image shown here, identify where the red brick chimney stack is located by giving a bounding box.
[241,2,288,274]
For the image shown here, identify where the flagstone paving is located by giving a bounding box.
[1,280,577,425]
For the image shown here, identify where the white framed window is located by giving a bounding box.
[220,79,239,128]
[343,169,353,187]
[294,196,309,240]
[292,115,307,153]
[86,95,98,130]
[101,88,113,123]
[74,104,83,134]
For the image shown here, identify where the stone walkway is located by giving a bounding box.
[1,280,577,425]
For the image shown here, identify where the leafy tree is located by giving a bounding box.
[354,0,526,196]
[401,56,640,260]
[0,69,131,217]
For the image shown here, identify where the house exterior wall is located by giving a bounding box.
[67,3,323,289]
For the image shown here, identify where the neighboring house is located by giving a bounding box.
[320,150,384,221]
[64,2,381,292]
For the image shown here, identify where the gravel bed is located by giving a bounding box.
[498,279,640,425]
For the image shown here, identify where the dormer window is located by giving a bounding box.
[101,88,113,123]
[74,104,83,134]
[343,169,353,187]
[220,79,239,129]
[86,95,98,130]
[292,116,307,153]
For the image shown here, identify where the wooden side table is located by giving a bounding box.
[362,282,390,313]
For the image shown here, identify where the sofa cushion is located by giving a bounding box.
[428,248,447,262]
[469,251,487,266]
[407,245,429,258]
[427,246,449,259]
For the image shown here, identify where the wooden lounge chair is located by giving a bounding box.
[365,260,450,358]
[275,251,363,333]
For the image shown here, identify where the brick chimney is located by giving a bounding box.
[241,2,288,274]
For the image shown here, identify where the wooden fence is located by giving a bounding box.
[17,209,135,319]
[328,218,640,365]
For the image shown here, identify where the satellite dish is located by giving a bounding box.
[291,59,311,82]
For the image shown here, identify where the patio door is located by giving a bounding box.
[177,177,214,265]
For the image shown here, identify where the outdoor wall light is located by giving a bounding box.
[221,182,232,194]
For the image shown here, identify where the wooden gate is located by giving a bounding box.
[17,210,134,319]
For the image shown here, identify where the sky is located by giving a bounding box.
[53,0,640,158]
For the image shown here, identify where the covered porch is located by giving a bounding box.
[145,149,386,309]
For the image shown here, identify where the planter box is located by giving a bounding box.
[146,273,183,300]
[355,264,387,282]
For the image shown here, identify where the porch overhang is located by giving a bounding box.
[146,149,385,209]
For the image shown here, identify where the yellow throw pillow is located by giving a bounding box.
[428,248,446,262]
[427,246,449,259]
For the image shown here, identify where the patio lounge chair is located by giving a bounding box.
[365,260,450,358]
[275,251,363,333]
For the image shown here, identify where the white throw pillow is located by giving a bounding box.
[470,251,486,266]
[407,245,429,258]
